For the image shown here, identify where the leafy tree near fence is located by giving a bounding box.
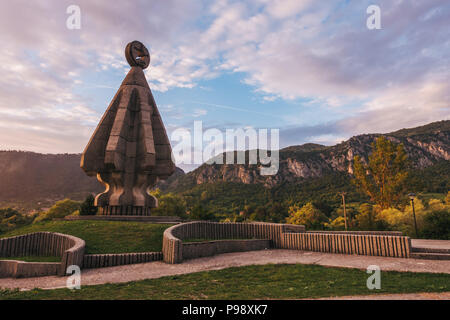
[422,209,450,240]
[353,136,409,209]
[286,202,328,229]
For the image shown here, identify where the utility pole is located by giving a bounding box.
[341,192,348,231]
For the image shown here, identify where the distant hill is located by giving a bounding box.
[0,120,448,212]
[0,152,100,211]
[0,151,184,212]
[161,120,449,192]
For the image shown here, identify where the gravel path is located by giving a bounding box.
[1,249,449,291]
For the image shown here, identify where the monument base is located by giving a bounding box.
[98,205,152,216]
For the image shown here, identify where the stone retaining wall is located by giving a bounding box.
[0,232,85,277]
[282,232,411,258]
[83,252,162,268]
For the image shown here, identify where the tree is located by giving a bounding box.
[422,209,450,240]
[355,203,375,230]
[80,195,98,216]
[286,202,328,229]
[151,192,187,218]
[249,206,268,222]
[190,204,215,221]
[353,136,409,209]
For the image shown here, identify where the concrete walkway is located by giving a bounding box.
[1,249,449,291]
[411,239,450,251]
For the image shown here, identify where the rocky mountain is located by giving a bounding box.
[162,120,450,191]
[0,120,448,211]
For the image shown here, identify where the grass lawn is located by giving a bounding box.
[0,256,60,263]
[0,221,171,254]
[183,237,257,243]
[1,264,449,300]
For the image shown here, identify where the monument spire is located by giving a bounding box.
[81,41,175,216]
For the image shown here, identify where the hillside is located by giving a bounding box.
[162,120,450,192]
[0,152,102,211]
[0,151,184,211]
[0,120,448,213]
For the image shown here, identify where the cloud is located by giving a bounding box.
[0,0,448,155]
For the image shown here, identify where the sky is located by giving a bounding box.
[0,0,448,172]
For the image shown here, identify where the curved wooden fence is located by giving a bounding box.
[162,221,305,263]
[163,221,411,263]
[0,222,413,277]
[0,232,85,278]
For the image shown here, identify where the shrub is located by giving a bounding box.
[354,203,375,230]
[79,195,98,216]
[190,204,215,221]
[286,202,328,229]
[0,208,34,233]
[151,193,187,218]
[325,216,346,230]
[422,209,450,240]
[33,199,80,223]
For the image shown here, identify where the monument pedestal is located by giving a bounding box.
[98,205,152,216]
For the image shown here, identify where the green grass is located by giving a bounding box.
[0,221,171,254]
[183,237,256,243]
[0,264,449,300]
[0,256,60,263]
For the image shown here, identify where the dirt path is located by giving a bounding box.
[1,249,449,291]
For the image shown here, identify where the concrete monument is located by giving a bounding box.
[81,41,175,215]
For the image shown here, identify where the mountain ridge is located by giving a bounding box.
[0,120,448,211]
[162,120,449,191]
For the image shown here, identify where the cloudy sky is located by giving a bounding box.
[0,0,448,171]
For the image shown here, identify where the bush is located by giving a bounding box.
[33,199,80,223]
[286,202,328,229]
[0,208,34,234]
[151,192,187,218]
[190,204,215,221]
[354,203,376,230]
[325,216,346,230]
[374,198,450,238]
[80,195,98,216]
[422,210,450,240]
